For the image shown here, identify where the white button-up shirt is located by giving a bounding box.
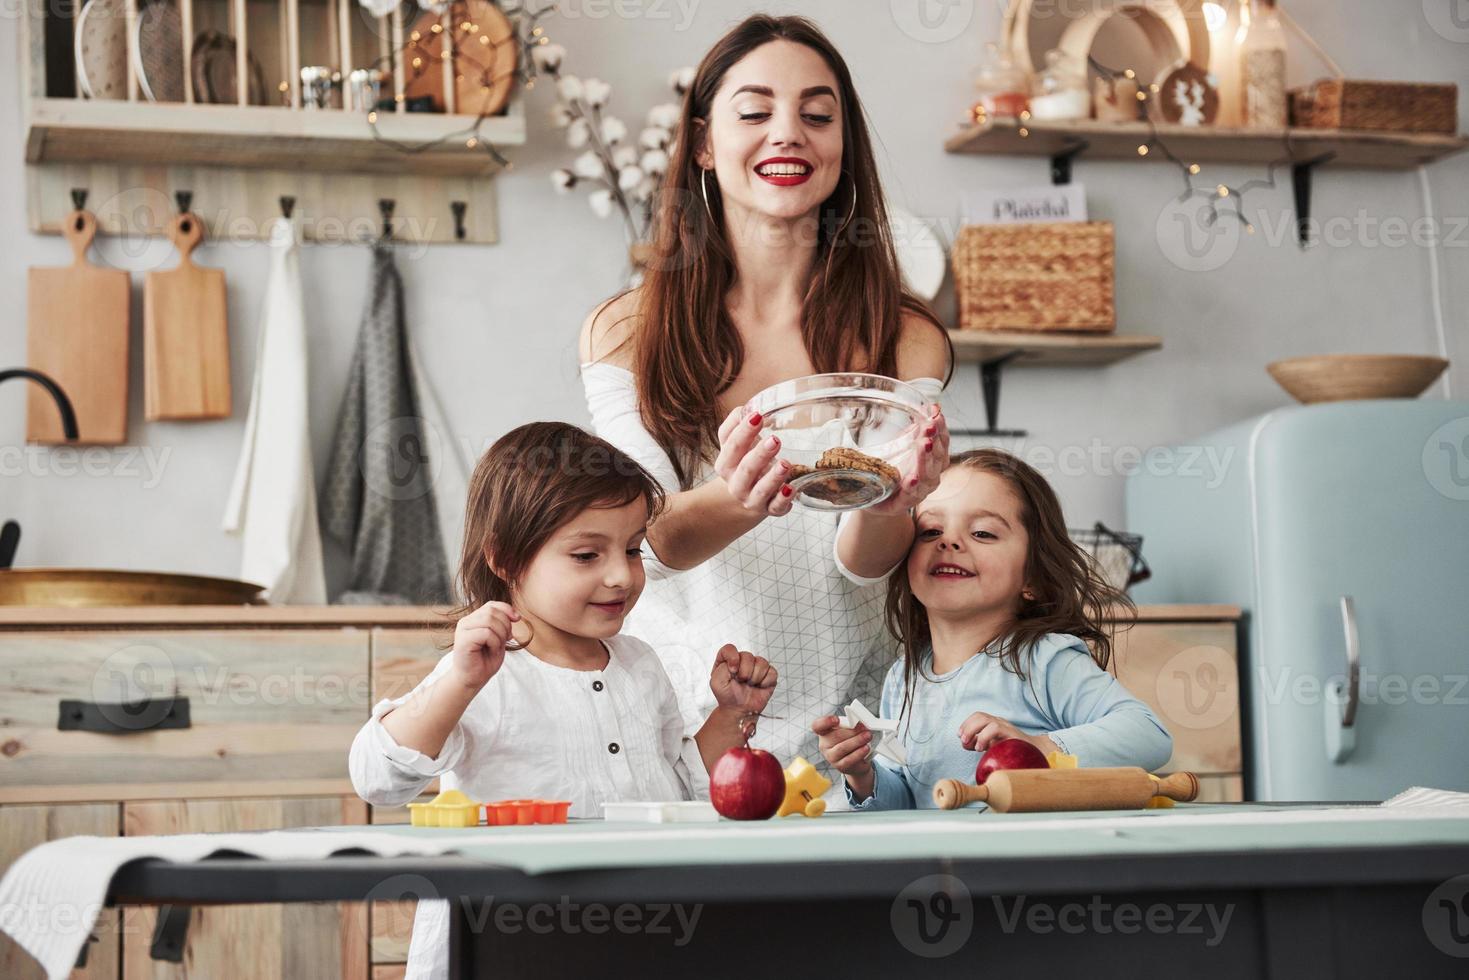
[348,632,710,979]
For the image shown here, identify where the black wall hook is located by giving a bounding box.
[70,188,88,212]
[450,200,467,241]
[280,196,296,219]
[174,190,193,214]
[379,198,395,238]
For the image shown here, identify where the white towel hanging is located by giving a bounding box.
[221,215,327,604]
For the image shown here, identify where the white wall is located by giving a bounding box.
[2,0,1466,592]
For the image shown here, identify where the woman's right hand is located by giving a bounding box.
[448,601,521,691]
[714,406,796,517]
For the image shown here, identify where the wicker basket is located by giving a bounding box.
[952,222,1115,332]
[1289,79,1458,134]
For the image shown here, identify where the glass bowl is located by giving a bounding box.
[745,373,932,512]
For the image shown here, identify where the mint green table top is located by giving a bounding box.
[307,805,1469,877]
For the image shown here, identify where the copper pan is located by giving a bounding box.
[0,569,266,607]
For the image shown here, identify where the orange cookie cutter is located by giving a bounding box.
[482,799,571,826]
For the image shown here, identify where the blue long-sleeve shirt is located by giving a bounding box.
[848,632,1173,810]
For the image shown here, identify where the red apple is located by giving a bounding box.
[710,746,785,820]
[975,738,1050,785]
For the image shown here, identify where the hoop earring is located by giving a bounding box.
[701,167,716,222]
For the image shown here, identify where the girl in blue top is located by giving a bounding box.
[813,449,1172,809]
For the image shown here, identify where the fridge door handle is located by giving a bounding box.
[1324,596,1361,764]
[1338,595,1360,728]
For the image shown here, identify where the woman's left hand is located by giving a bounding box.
[865,403,949,517]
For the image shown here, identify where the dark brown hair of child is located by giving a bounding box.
[444,422,665,646]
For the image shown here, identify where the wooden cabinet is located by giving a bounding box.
[0,607,440,979]
[119,796,368,980]
[0,803,122,980]
[0,629,370,804]
[1109,609,1245,800]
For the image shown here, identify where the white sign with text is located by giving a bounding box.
[963,185,1088,225]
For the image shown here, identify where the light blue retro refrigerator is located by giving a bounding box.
[1126,400,1469,801]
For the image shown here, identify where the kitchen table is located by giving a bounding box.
[99,803,1469,978]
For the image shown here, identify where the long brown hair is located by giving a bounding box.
[446,423,665,642]
[591,14,951,489]
[886,449,1136,715]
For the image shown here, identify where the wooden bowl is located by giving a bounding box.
[1267,354,1449,404]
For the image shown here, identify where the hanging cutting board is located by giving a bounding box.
[26,208,130,444]
[144,211,231,420]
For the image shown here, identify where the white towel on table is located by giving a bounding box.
[1382,786,1469,809]
[221,215,327,604]
[0,829,486,980]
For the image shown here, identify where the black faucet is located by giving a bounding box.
[1,368,80,570]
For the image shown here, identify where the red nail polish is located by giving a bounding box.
[748,412,763,427]
[781,485,793,497]
[925,439,934,452]
[924,426,936,437]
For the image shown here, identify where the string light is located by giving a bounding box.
[363,0,557,171]
[1090,56,1292,235]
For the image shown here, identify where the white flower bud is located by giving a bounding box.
[557,75,583,102]
[600,116,627,144]
[669,66,696,94]
[532,43,565,73]
[588,188,614,218]
[573,150,604,179]
[648,103,681,130]
[583,78,612,108]
[639,149,669,175]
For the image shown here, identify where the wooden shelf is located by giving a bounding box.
[25,97,526,178]
[945,118,1469,170]
[945,330,1160,437]
[948,329,1162,366]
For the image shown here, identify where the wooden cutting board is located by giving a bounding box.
[144,211,231,420]
[26,208,130,444]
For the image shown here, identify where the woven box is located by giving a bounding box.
[952,222,1115,332]
[1290,79,1458,134]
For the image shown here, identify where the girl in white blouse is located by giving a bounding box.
[348,421,777,980]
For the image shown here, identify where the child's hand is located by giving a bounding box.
[449,601,521,691]
[708,643,778,716]
[958,712,1029,752]
[811,715,873,779]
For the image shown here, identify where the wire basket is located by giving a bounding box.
[1070,521,1151,592]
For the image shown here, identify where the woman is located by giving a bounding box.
[580,14,952,773]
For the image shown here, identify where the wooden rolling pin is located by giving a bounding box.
[933,767,1199,812]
